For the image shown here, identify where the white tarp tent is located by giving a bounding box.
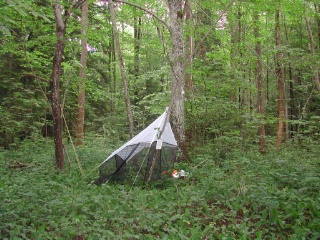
[96,107,178,184]
[102,107,177,164]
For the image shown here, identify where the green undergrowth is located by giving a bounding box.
[0,138,319,239]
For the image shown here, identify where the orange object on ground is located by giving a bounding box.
[171,169,179,178]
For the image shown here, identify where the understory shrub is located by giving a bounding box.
[0,139,319,239]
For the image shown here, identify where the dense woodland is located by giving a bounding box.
[1,0,320,239]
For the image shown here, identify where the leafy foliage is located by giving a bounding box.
[0,0,320,237]
[1,139,319,239]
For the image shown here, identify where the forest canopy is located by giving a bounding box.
[0,0,319,156]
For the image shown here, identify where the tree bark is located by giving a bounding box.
[51,2,65,169]
[316,4,320,47]
[76,0,89,146]
[167,0,189,162]
[185,0,194,95]
[254,11,267,153]
[133,13,141,78]
[305,8,320,92]
[229,4,241,102]
[275,5,285,149]
[133,11,141,105]
[109,0,134,138]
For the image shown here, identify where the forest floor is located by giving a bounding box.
[1,137,320,239]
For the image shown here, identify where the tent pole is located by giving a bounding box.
[146,107,170,183]
[146,147,159,183]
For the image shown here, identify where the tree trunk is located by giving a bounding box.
[133,13,141,79]
[237,8,243,110]
[275,5,285,149]
[305,9,320,92]
[185,0,194,95]
[167,0,189,162]
[109,0,134,138]
[133,11,141,105]
[76,0,89,146]
[51,2,65,169]
[254,11,267,153]
[229,5,241,102]
[108,30,116,113]
[314,4,320,49]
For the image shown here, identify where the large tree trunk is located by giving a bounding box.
[51,2,65,169]
[275,5,285,149]
[167,0,189,162]
[254,11,267,153]
[76,0,89,146]
[109,0,134,138]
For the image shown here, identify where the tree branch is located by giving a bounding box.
[23,72,49,83]
[112,0,170,31]
[64,0,88,24]
[72,0,87,9]
[192,0,235,58]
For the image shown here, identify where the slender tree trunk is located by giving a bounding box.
[133,13,141,78]
[288,66,296,136]
[283,16,296,138]
[230,22,237,102]
[283,17,292,141]
[51,2,65,169]
[76,0,89,146]
[305,8,320,92]
[185,0,194,95]
[228,4,241,103]
[184,0,195,143]
[254,11,267,153]
[109,0,134,138]
[284,86,290,141]
[237,8,243,110]
[266,15,270,102]
[314,3,320,48]
[167,0,189,162]
[108,30,116,113]
[275,5,285,149]
[133,11,141,105]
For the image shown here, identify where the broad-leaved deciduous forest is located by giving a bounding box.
[1,0,319,239]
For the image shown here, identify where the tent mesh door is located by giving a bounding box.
[97,142,177,184]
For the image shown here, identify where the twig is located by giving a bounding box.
[192,159,208,169]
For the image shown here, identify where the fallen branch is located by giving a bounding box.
[9,162,32,169]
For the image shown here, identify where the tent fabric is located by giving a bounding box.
[101,108,177,166]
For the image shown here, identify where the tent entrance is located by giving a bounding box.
[96,142,177,184]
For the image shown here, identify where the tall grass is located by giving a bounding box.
[1,138,319,239]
